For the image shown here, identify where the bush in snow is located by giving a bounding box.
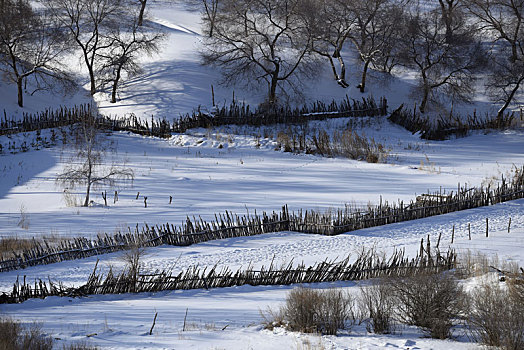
[281,287,355,335]
[358,279,397,334]
[467,281,524,350]
[392,272,464,339]
[0,318,53,350]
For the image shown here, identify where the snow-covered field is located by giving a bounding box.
[1,121,522,239]
[0,1,523,349]
[0,225,521,350]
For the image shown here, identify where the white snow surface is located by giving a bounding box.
[1,223,522,349]
[0,119,522,239]
[0,1,523,349]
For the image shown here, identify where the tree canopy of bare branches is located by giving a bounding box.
[398,7,484,113]
[0,0,70,107]
[346,0,404,92]
[465,0,524,118]
[43,0,124,96]
[56,113,134,207]
[303,0,355,88]
[97,8,164,103]
[201,0,318,107]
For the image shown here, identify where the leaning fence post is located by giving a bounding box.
[468,223,471,240]
[451,225,455,244]
[102,191,108,206]
[508,217,511,233]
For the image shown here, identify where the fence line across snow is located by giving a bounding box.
[1,243,456,304]
[0,167,522,273]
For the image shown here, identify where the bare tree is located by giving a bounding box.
[346,0,404,92]
[438,0,463,43]
[202,0,220,37]
[98,10,164,103]
[465,0,524,118]
[201,0,318,106]
[398,8,484,113]
[465,0,523,63]
[56,112,134,207]
[488,57,524,119]
[303,0,355,88]
[44,0,123,95]
[137,0,147,26]
[0,0,70,107]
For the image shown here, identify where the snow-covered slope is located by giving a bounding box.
[0,1,523,349]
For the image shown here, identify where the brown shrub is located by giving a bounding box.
[0,318,53,350]
[392,272,464,339]
[359,280,396,334]
[282,287,354,335]
[467,282,524,350]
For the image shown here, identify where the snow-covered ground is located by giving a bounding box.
[1,224,521,349]
[0,282,481,350]
[0,119,522,239]
[0,1,523,349]
[2,0,512,121]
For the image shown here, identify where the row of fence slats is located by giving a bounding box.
[0,168,522,273]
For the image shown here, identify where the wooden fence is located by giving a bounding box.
[388,104,518,140]
[0,166,522,273]
[172,96,388,133]
[1,245,456,304]
[1,96,388,138]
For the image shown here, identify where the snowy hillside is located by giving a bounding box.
[0,1,523,349]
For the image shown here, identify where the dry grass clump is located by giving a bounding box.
[274,126,388,163]
[0,235,68,260]
[391,272,464,339]
[0,318,53,350]
[311,129,388,163]
[358,279,396,334]
[62,343,99,350]
[456,250,520,278]
[265,287,355,335]
[467,281,524,350]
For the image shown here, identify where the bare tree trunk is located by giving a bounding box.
[87,63,96,95]
[84,181,91,207]
[359,59,371,93]
[328,55,339,81]
[84,159,93,206]
[337,55,347,85]
[268,63,280,105]
[316,51,340,81]
[438,0,453,44]
[511,42,518,63]
[16,76,23,107]
[269,75,278,105]
[420,86,429,114]
[497,77,524,119]
[333,48,347,85]
[138,0,147,26]
[111,65,122,103]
